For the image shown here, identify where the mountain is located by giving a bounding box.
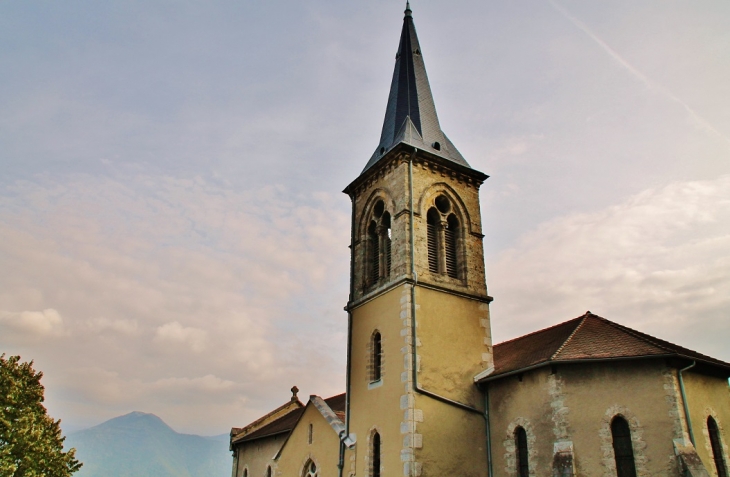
[64,412,231,477]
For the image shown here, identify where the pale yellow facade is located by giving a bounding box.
[275,404,353,477]
[486,359,730,476]
[234,435,289,477]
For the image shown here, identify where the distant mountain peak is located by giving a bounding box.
[65,411,231,477]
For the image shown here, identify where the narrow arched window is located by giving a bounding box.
[368,220,379,286]
[371,431,381,477]
[308,423,313,444]
[709,417,728,477]
[266,467,272,477]
[382,212,392,276]
[303,460,317,477]
[611,416,637,477]
[427,208,440,273]
[371,331,382,382]
[515,426,529,477]
[243,469,248,477]
[445,214,459,278]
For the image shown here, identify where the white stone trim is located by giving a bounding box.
[599,406,648,477]
[504,418,537,477]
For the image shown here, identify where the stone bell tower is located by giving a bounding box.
[343,4,494,477]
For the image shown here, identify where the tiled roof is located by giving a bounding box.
[233,393,346,446]
[232,407,305,444]
[481,312,730,382]
[323,393,346,413]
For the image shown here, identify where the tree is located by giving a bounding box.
[0,354,82,477]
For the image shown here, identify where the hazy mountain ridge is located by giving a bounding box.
[65,412,230,477]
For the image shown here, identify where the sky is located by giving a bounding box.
[1,0,729,436]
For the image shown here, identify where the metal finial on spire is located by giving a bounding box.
[404,1,412,17]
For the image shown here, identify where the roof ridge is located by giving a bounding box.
[233,398,303,437]
[494,315,585,347]
[601,317,730,366]
[598,317,675,354]
[550,314,589,360]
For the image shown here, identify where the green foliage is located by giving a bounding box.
[0,354,82,477]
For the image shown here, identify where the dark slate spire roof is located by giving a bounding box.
[361,3,470,174]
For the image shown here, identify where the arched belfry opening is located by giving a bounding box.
[425,194,464,280]
[365,199,392,289]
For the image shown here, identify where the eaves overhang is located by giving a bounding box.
[475,354,730,385]
[343,142,488,197]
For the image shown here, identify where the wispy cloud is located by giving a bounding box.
[490,175,730,360]
[548,0,730,147]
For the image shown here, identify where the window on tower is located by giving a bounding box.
[371,331,383,382]
[445,214,459,278]
[427,208,440,274]
[371,431,381,477]
[426,195,463,280]
[368,220,379,286]
[366,200,392,289]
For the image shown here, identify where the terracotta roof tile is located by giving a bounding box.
[483,312,730,381]
[324,393,346,413]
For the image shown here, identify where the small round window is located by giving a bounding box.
[435,195,451,214]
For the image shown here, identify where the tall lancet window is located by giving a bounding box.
[427,208,440,273]
[445,214,459,278]
[515,426,529,477]
[371,331,383,382]
[366,200,391,288]
[611,416,637,477]
[709,417,728,477]
[371,431,381,477]
[382,212,392,276]
[368,220,380,286]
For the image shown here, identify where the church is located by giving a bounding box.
[230,4,730,477]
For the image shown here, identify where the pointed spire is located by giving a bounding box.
[361,4,470,174]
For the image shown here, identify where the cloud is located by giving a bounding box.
[489,175,730,361]
[153,374,238,393]
[155,321,208,353]
[0,308,65,340]
[0,172,349,434]
[83,318,139,335]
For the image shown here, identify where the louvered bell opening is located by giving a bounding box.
[427,223,438,273]
[370,236,380,286]
[385,236,392,275]
[444,227,458,278]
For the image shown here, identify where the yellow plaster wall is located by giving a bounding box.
[488,361,687,477]
[234,435,288,477]
[561,361,680,476]
[414,394,487,477]
[349,285,410,477]
[415,286,491,405]
[487,367,555,476]
[275,404,350,477]
[683,371,730,475]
